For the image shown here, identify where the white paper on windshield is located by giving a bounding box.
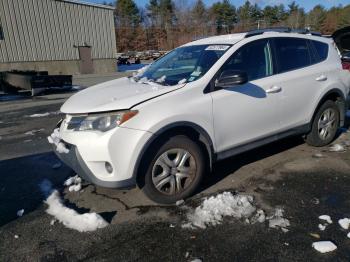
[205,45,230,51]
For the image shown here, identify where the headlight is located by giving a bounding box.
[66,111,138,132]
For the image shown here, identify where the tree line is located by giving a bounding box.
[109,0,350,52]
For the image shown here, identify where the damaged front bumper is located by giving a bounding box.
[54,141,136,189]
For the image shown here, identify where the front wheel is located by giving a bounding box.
[306,100,340,147]
[142,136,205,204]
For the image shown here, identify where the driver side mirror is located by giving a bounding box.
[215,70,248,89]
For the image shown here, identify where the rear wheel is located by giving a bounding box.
[142,136,205,204]
[306,100,340,147]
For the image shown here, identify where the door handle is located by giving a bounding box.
[266,86,282,94]
[316,75,327,81]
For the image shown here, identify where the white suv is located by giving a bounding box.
[54,29,350,204]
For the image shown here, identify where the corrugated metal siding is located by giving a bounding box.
[0,0,116,62]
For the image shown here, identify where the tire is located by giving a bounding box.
[141,135,205,204]
[306,100,340,147]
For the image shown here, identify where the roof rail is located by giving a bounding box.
[245,27,291,38]
[245,27,322,38]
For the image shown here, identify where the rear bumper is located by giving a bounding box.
[54,142,136,189]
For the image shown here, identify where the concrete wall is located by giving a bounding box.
[0,59,116,75]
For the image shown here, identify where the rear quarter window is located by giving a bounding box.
[310,40,329,63]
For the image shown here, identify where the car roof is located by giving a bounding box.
[182,31,332,47]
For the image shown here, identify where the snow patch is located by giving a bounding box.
[45,190,108,232]
[338,218,350,230]
[178,78,187,84]
[25,129,44,136]
[16,209,24,217]
[182,192,257,229]
[133,65,150,78]
[329,144,346,152]
[156,75,166,83]
[312,241,337,253]
[347,232,350,239]
[318,224,326,231]
[28,112,59,118]
[64,175,82,192]
[176,199,184,206]
[268,208,290,232]
[319,215,333,224]
[47,128,69,154]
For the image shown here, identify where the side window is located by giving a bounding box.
[222,39,273,81]
[310,40,329,63]
[274,38,312,73]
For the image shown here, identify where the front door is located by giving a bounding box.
[210,39,281,153]
[78,46,94,74]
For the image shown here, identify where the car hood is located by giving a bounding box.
[332,26,350,53]
[61,77,183,114]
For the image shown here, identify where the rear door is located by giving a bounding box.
[271,37,329,131]
[210,39,281,153]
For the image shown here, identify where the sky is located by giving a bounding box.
[87,0,350,11]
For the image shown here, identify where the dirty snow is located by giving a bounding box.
[312,241,337,253]
[329,144,346,152]
[16,209,24,217]
[45,190,108,232]
[47,128,69,154]
[319,215,333,224]
[251,209,266,224]
[182,192,257,229]
[338,218,350,230]
[64,175,82,192]
[268,208,290,232]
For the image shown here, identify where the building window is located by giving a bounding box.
[0,25,4,40]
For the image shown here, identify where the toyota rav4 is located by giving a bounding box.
[53,29,350,204]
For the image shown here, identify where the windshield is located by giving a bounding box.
[133,44,231,86]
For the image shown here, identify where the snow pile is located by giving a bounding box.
[338,218,350,230]
[329,144,346,152]
[183,192,257,229]
[268,208,290,232]
[45,190,108,232]
[47,128,69,154]
[312,241,337,253]
[319,215,333,224]
[64,175,82,192]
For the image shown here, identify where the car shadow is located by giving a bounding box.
[198,135,305,193]
[0,152,72,226]
[199,113,350,194]
[223,83,267,98]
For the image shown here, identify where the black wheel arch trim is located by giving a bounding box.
[132,121,215,182]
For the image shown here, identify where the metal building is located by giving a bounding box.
[0,0,116,75]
